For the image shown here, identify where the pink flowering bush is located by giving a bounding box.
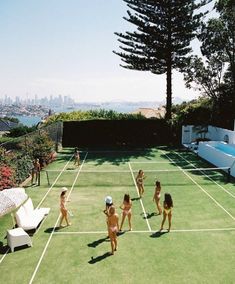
[0,164,16,191]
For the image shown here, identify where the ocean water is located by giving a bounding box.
[14,102,157,126]
[53,103,147,114]
[13,115,42,127]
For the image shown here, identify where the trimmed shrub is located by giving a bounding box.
[13,154,33,185]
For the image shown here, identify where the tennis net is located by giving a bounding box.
[42,166,230,188]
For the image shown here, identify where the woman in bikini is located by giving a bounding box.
[74,148,80,166]
[136,170,145,198]
[59,187,71,227]
[160,193,173,232]
[153,181,162,215]
[119,194,132,231]
[107,205,119,255]
[31,158,40,185]
[103,196,113,238]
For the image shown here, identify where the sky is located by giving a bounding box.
[0,0,215,103]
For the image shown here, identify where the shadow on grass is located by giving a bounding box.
[65,167,78,170]
[0,241,32,254]
[88,252,112,264]
[44,227,61,233]
[150,231,168,238]
[87,231,125,249]
[131,197,140,201]
[87,236,109,248]
[141,212,159,219]
[117,230,126,236]
[0,241,9,255]
[11,244,32,252]
[144,212,157,219]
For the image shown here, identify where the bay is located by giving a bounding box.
[13,115,42,126]
[13,101,159,126]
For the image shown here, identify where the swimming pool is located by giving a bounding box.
[198,141,235,177]
[213,143,235,156]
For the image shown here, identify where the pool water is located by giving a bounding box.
[214,144,235,156]
[198,141,235,178]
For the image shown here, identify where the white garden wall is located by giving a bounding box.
[182,122,235,145]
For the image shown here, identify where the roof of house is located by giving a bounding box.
[0,119,19,131]
[132,107,166,119]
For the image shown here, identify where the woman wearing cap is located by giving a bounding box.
[103,196,113,237]
[103,196,113,216]
[59,187,71,227]
[119,194,132,231]
[107,205,119,255]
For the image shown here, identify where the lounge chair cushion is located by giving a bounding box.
[15,198,50,231]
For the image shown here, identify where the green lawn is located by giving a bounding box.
[1,148,235,284]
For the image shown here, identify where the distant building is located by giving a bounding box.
[132,107,166,119]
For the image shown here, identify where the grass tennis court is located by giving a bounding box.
[1,147,235,283]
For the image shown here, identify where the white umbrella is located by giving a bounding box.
[0,188,28,217]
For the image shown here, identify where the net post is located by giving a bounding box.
[46,171,50,185]
[227,168,231,182]
[37,171,41,186]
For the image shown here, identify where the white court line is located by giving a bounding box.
[128,162,152,232]
[81,160,197,165]
[86,150,148,153]
[29,152,88,284]
[83,161,175,164]
[170,227,235,232]
[130,160,198,164]
[124,161,176,164]
[41,167,229,173]
[53,227,235,234]
[175,152,235,199]
[0,153,74,266]
[0,248,10,264]
[161,150,235,221]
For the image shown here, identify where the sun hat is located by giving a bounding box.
[104,196,112,205]
[61,187,68,193]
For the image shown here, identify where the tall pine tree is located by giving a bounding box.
[114,0,210,119]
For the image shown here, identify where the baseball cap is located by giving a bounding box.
[61,187,68,193]
[104,196,112,204]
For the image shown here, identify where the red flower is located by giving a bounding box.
[0,164,16,191]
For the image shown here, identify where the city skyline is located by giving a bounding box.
[0,94,75,107]
[0,1,215,103]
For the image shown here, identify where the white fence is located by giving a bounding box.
[182,122,235,145]
[182,123,235,177]
[198,141,235,177]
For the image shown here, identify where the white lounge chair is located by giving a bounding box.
[15,198,50,231]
